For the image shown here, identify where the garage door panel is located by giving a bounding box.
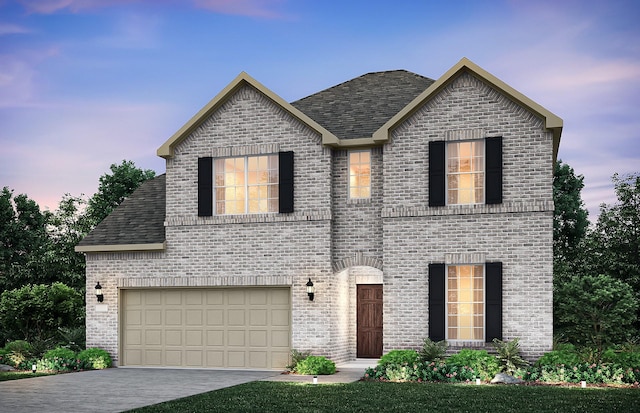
[165,330,182,346]
[122,288,290,369]
[227,309,245,325]
[250,330,267,347]
[145,330,161,345]
[186,330,202,346]
[186,309,203,325]
[207,330,224,346]
[228,330,245,346]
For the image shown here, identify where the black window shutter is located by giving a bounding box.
[485,137,503,204]
[485,262,503,342]
[429,141,446,206]
[428,263,446,341]
[279,151,294,213]
[198,157,213,217]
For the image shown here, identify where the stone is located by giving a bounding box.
[0,364,16,372]
[490,372,523,384]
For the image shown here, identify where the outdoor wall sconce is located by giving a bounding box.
[95,282,104,303]
[306,278,315,301]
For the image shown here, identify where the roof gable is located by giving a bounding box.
[157,72,340,158]
[372,58,563,159]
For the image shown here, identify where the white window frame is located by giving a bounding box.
[214,154,279,215]
[445,264,485,343]
[348,149,371,199]
[446,140,485,205]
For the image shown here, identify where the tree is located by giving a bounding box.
[554,274,638,350]
[45,194,93,291]
[553,160,589,278]
[0,188,53,293]
[85,160,155,227]
[0,282,84,344]
[590,173,640,327]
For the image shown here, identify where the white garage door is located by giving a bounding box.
[121,288,290,369]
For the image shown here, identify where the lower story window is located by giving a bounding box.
[214,155,279,214]
[447,264,484,341]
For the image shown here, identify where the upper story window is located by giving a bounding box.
[349,150,371,199]
[428,137,502,207]
[214,155,279,215]
[447,141,484,205]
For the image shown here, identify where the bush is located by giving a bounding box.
[378,350,419,369]
[0,348,10,366]
[555,274,638,350]
[43,347,76,361]
[294,356,336,375]
[0,283,84,343]
[77,348,112,370]
[4,340,33,366]
[57,326,86,352]
[418,338,447,363]
[286,349,311,372]
[446,349,499,381]
[493,338,529,375]
[535,344,580,367]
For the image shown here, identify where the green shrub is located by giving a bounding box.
[0,283,84,344]
[78,348,112,370]
[493,338,529,375]
[364,361,476,383]
[601,349,640,369]
[378,350,419,368]
[446,349,499,381]
[4,340,33,366]
[535,344,580,367]
[295,356,336,375]
[418,338,447,363]
[43,347,76,361]
[0,348,10,365]
[57,326,86,352]
[286,349,311,372]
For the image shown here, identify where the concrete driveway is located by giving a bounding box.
[0,368,280,413]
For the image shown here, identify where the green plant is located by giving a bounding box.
[286,349,311,372]
[535,344,580,367]
[4,340,33,366]
[378,350,419,368]
[77,348,112,369]
[0,348,10,366]
[493,338,529,375]
[294,356,336,375]
[57,326,86,352]
[417,338,447,363]
[445,349,499,381]
[43,347,76,361]
[0,283,84,343]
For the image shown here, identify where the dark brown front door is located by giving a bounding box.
[357,284,383,358]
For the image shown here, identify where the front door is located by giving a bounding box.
[357,284,383,358]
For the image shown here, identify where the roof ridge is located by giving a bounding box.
[292,69,433,104]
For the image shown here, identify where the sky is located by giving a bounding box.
[1,0,639,221]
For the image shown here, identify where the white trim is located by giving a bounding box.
[75,242,166,253]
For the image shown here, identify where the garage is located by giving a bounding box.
[121,287,290,369]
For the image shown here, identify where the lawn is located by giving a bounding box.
[127,381,639,413]
[0,370,56,381]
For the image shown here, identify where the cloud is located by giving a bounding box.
[193,0,287,18]
[17,0,289,18]
[0,23,31,35]
[0,47,60,109]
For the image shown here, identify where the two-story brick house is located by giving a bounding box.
[76,58,562,368]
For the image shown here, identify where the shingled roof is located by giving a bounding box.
[76,174,166,251]
[291,70,434,140]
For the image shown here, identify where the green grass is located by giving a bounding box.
[127,381,640,413]
[0,370,56,381]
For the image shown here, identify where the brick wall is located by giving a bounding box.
[381,71,554,359]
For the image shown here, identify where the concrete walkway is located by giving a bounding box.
[0,360,376,413]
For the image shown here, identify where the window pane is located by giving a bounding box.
[349,150,371,199]
[446,141,485,205]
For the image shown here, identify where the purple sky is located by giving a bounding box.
[1,0,639,221]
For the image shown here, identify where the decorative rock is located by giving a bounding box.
[0,364,16,372]
[490,372,523,384]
